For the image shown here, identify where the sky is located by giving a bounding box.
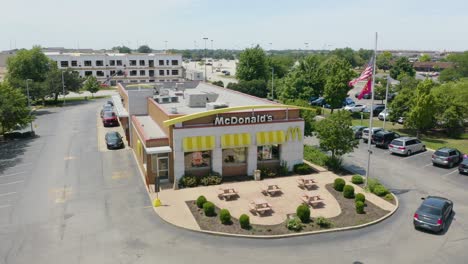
[1,0,467,51]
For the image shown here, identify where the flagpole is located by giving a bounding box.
[365,32,378,188]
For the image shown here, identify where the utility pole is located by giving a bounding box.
[211,40,214,73]
[203,37,208,82]
[26,79,34,133]
[271,67,274,100]
[61,71,66,106]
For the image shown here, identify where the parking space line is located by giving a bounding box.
[0,204,11,209]
[0,192,17,197]
[423,163,433,167]
[0,180,24,186]
[441,170,459,177]
[0,172,26,178]
[401,151,430,160]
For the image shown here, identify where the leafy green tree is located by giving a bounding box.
[432,81,468,136]
[321,56,354,113]
[315,110,357,162]
[330,48,363,67]
[112,45,132,53]
[227,79,268,98]
[84,76,100,97]
[137,45,152,53]
[374,77,388,103]
[419,54,431,62]
[389,87,414,123]
[0,82,33,135]
[236,45,268,81]
[405,80,437,136]
[43,66,83,102]
[282,99,316,136]
[439,67,463,82]
[357,49,373,63]
[376,51,392,72]
[394,75,419,92]
[442,52,468,79]
[390,57,416,80]
[267,55,294,79]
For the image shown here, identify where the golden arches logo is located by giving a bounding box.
[286,126,302,141]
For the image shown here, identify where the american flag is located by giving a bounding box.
[348,57,373,87]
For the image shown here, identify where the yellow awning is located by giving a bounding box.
[256,131,285,146]
[221,133,251,148]
[183,136,215,152]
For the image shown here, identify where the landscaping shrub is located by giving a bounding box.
[384,193,394,201]
[259,166,277,179]
[351,175,364,184]
[333,178,346,192]
[343,185,355,199]
[239,214,250,229]
[196,195,207,208]
[355,193,366,203]
[315,216,332,228]
[325,157,342,171]
[286,217,303,231]
[203,202,215,217]
[303,145,328,167]
[356,201,365,214]
[373,185,389,197]
[296,204,311,223]
[278,160,289,176]
[219,209,231,224]
[199,174,222,186]
[179,175,198,188]
[367,178,381,193]
[293,163,313,175]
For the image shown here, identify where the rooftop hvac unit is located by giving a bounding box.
[206,102,229,110]
[171,107,178,114]
[160,89,170,96]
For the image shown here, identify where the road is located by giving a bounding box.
[0,101,467,263]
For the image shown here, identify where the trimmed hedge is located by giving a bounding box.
[203,202,215,217]
[367,178,381,193]
[373,185,389,197]
[286,217,303,231]
[355,193,366,203]
[343,185,355,199]
[351,175,364,184]
[179,175,198,188]
[356,201,365,214]
[296,204,311,223]
[196,195,207,208]
[315,216,332,228]
[293,163,313,175]
[333,178,346,192]
[239,214,250,229]
[219,209,231,224]
[384,193,394,201]
[199,175,222,186]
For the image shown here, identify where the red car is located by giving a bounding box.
[102,111,119,127]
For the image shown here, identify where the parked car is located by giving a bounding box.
[224,71,230,76]
[363,104,385,115]
[310,97,326,107]
[308,96,320,104]
[372,131,401,148]
[102,111,119,127]
[344,104,367,112]
[100,104,113,118]
[105,131,124,149]
[389,137,426,156]
[432,147,463,168]
[221,70,227,74]
[378,109,391,121]
[413,196,453,233]
[362,127,383,143]
[355,91,372,99]
[397,117,405,124]
[106,100,114,106]
[351,125,367,139]
[343,97,355,106]
[459,157,468,175]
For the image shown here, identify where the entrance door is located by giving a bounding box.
[157,156,169,180]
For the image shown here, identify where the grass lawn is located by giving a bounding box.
[33,95,110,108]
[352,118,468,153]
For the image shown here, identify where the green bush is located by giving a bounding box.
[350,111,370,119]
[259,166,277,179]
[315,216,332,228]
[351,175,364,184]
[343,185,355,199]
[196,195,207,208]
[278,160,289,176]
[384,193,394,201]
[293,163,313,175]
[286,217,303,231]
[203,202,215,217]
[355,193,366,203]
[179,175,198,188]
[296,204,311,223]
[219,209,231,224]
[373,185,389,197]
[333,178,346,192]
[303,145,328,167]
[325,157,342,171]
[199,174,222,186]
[239,214,250,229]
[367,178,381,193]
[356,201,365,214]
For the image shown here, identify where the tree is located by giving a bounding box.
[439,68,463,82]
[112,46,132,53]
[137,45,152,53]
[376,51,392,72]
[390,57,416,80]
[227,79,268,98]
[84,76,100,97]
[389,87,414,123]
[282,99,316,137]
[0,82,33,135]
[419,54,431,62]
[321,56,354,113]
[374,77,389,103]
[42,66,83,102]
[236,45,268,81]
[330,48,362,68]
[405,80,437,136]
[267,55,294,79]
[315,110,358,162]
[432,81,468,136]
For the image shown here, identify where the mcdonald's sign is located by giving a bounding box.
[285,126,302,141]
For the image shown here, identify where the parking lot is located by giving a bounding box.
[96,108,129,153]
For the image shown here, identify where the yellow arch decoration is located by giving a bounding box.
[163,104,315,127]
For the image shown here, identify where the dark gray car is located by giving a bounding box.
[413,196,453,233]
[351,125,367,139]
[432,147,463,168]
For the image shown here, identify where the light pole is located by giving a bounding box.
[26,79,34,133]
[203,37,208,82]
[61,71,66,105]
[271,67,274,100]
[164,40,168,52]
[383,75,390,130]
[211,40,214,73]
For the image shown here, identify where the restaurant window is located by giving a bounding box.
[257,145,280,161]
[222,148,247,165]
[184,151,211,170]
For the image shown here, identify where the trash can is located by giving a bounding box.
[254,169,261,181]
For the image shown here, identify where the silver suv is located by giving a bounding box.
[362,127,383,143]
[389,137,426,156]
[432,147,463,168]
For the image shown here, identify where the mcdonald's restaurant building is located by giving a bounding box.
[114,82,304,189]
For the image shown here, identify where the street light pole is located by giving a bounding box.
[203,37,208,82]
[61,71,66,106]
[271,67,274,100]
[383,74,390,130]
[26,79,34,133]
[211,40,214,73]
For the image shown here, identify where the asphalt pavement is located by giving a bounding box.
[0,101,467,264]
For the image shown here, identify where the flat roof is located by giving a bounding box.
[135,115,167,139]
[155,82,279,115]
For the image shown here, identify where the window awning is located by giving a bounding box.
[256,131,285,146]
[183,136,215,152]
[145,146,172,154]
[221,133,251,148]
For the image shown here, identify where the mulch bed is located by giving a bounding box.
[186,183,391,236]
